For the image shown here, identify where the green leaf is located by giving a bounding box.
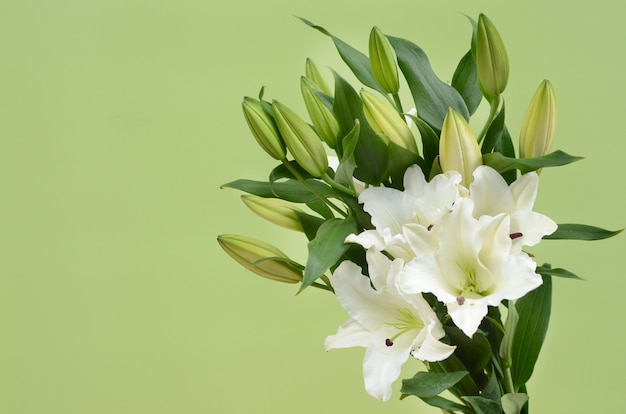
[406,114,439,176]
[269,161,315,182]
[510,274,552,390]
[463,396,502,414]
[306,200,334,220]
[482,150,583,174]
[543,223,623,240]
[494,125,517,184]
[401,371,469,398]
[388,36,469,132]
[334,120,360,187]
[221,179,337,203]
[452,50,482,115]
[302,216,358,289]
[482,370,502,402]
[386,141,424,189]
[298,17,384,94]
[332,72,388,185]
[445,326,491,375]
[501,393,529,414]
[535,265,583,280]
[295,211,325,241]
[420,396,472,413]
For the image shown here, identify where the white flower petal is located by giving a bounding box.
[470,165,515,217]
[411,328,456,361]
[362,343,411,401]
[510,171,538,211]
[359,187,413,235]
[447,299,489,337]
[332,261,392,330]
[345,230,386,250]
[325,319,371,350]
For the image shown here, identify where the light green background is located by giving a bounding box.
[1,1,624,413]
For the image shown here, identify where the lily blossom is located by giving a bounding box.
[469,166,557,253]
[398,198,543,337]
[345,165,462,261]
[325,250,455,401]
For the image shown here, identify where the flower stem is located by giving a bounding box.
[392,92,404,114]
[321,172,357,197]
[503,366,516,394]
[477,95,503,144]
[281,159,348,217]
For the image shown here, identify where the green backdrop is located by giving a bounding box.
[1,1,624,413]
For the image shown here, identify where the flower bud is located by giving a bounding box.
[369,26,399,94]
[241,195,304,232]
[361,89,419,154]
[272,100,329,178]
[242,97,286,160]
[301,77,339,149]
[439,108,483,187]
[476,14,509,100]
[305,58,332,96]
[519,80,556,159]
[217,234,302,283]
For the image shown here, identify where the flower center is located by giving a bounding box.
[456,262,484,304]
[385,308,424,346]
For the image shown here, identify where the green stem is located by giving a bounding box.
[320,275,334,293]
[392,93,404,114]
[281,159,347,217]
[477,95,502,144]
[503,366,516,394]
[310,281,334,292]
[321,172,357,197]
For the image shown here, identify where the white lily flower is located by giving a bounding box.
[325,250,455,401]
[398,198,543,337]
[469,166,557,253]
[345,165,462,261]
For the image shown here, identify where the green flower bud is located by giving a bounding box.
[519,80,557,159]
[369,26,399,94]
[241,195,304,232]
[305,58,333,96]
[217,234,302,284]
[301,77,339,149]
[360,89,419,155]
[476,14,509,100]
[439,108,483,187]
[242,97,286,160]
[272,100,329,178]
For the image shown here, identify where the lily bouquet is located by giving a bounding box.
[218,14,620,414]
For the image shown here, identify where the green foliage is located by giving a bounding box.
[388,36,469,132]
[543,223,623,240]
[452,50,482,115]
[510,275,552,390]
[483,150,582,174]
[302,215,358,289]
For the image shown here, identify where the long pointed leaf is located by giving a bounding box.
[388,36,469,132]
[302,216,357,289]
[298,17,384,94]
[483,150,583,174]
[401,371,469,398]
[510,275,552,390]
[452,50,482,115]
[543,223,623,240]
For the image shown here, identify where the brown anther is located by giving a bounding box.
[385,338,394,347]
[509,232,523,240]
[427,224,433,231]
[456,296,465,306]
